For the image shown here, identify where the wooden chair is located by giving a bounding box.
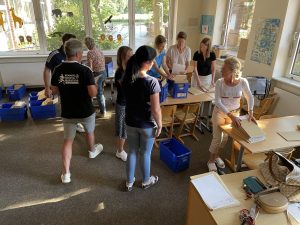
[174,103,201,143]
[155,105,177,148]
[242,93,279,119]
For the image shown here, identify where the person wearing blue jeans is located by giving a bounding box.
[85,36,107,117]
[94,70,107,116]
[126,126,156,185]
[123,45,162,191]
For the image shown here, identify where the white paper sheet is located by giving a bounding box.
[172,63,185,74]
[191,173,240,210]
[288,203,300,224]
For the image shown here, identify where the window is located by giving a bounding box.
[0,0,40,52]
[40,0,85,51]
[290,32,300,78]
[0,0,172,55]
[224,0,255,51]
[134,0,169,50]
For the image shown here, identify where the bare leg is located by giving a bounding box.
[62,139,73,174]
[85,132,95,151]
[116,138,126,153]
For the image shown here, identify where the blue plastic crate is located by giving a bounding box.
[171,83,189,99]
[29,92,45,102]
[159,138,191,172]
[160,83,168,103]
[29,100,56,120]
[0,103,27,121]
[6,84,26,101]
[105,61,114,77]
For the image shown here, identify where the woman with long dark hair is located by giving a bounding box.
[123,45,162,191]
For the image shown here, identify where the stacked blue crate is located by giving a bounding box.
[6,84,26,101]
[28,92,56,120]
[0,103,27,121]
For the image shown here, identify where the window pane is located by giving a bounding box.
[0,0,40,52]
[291,43,300,76]
[225,0,255,51]
[90,0,129,51]
[135,0,169,50]
[40,0,85,51]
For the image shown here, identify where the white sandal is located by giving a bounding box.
[207,162,217,172]
[215,157,225,168]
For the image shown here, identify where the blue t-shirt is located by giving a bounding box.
[124,75,161,128]
[147,50,166,78]
[45,45,66,73]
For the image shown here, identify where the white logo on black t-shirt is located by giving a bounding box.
[59,74,79,85]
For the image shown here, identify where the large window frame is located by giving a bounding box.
[222,0,255,53]
[0,0,173,56]
[287,19,300,82]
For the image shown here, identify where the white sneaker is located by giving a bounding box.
[126,177,135,192]
[97,112,107,118]
[207,162,217,172]
[76,123,85,133]
[116,150,127,161]
[89,144,103,158]
[61,173,71,184]
[215,157,225,168]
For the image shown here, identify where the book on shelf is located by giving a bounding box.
[231,115,266,143]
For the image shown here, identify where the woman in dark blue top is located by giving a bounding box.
[123,45,162,191]
[114,46,133,162]
[192,38,216,90]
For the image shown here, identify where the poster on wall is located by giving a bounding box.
[250,18,280,65]
[200,15,214,36]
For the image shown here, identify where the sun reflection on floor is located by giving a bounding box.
[0,187,91,212]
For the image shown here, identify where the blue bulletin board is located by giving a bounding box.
[200,15,215,35]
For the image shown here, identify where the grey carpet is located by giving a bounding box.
[0,89,231,225]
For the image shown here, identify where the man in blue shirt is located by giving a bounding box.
[43,33,76,98]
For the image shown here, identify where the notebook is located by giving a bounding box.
[188,87,204,95]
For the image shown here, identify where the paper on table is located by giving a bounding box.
[172,63,185,74]
[191,172,240,210]
[277,131,300,141]
[288,203,300,224]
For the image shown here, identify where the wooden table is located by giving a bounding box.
[160,92,214,106]
[220,115,300,171]
[186,170,298,225]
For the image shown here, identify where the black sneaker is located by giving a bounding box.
[142,176,158,189]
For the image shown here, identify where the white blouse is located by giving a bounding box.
[214,77,254,114]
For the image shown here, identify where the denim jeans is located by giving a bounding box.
[94,70,107,114]
[126,125,156,183]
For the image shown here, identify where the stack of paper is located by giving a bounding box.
[231,116,266,143]
[188,87,204,95]
[277,131,300,141]
[191,172,240,210]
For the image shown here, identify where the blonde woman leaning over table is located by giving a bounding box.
[192,37,216,91]
[207,57,255,172]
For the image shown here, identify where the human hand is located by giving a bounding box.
[45,87,52,98]
[168,74,175,80]
[210,81,215,87]
[248,110,257,124]
[155,126,162,138]
[229,113,241,127]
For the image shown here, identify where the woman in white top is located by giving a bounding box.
[166,31,191,74]
[207,57,255,172]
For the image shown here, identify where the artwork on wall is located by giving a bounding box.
[200,15,214,36]
[250,18,280,65]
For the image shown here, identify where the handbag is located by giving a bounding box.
[259,151,300,202]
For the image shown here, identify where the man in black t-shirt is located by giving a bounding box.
[51,39,104,184]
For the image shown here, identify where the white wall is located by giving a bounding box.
[273,87,300,116]
[176,0,203,53]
